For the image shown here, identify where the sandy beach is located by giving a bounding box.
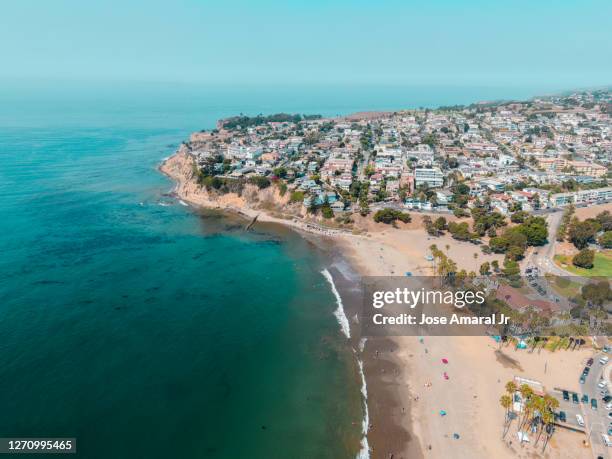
[338,233,594,459]
[162,150,596,459]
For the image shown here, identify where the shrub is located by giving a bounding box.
[289,191,305,203]
[278,182,288,197]
[248,175,271,189]
[321,206,334,219]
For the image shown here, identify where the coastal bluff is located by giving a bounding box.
[160,147,294,217]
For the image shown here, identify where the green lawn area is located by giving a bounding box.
[554,251,612,278]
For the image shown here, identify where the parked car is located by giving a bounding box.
[603,395,612,403]
[573,393,580,404]
[563,390,570,401]
[582,394,589,404]
[576,414,585,426]
[583,367,590,375]
[558,411,567,422]
[600,356,609,365]
[580,375,586,384]
[606,402,612,410]
[592,399,598,410]
[587,358,594,366]
[599,380,608,389]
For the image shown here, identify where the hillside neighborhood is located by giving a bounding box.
[184,90,611,220]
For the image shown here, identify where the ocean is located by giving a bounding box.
[0,81,551,458]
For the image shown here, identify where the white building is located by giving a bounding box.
[414,167,444,188]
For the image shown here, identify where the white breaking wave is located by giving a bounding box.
[321,269,350,339]
[356,357,371,459]
[178,200,189,206]
[320,269,369,457]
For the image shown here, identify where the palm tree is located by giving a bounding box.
[541,407,556,452]
[518,385,534,430]
[505,381,517,397]
[533,396,546,445]
[500,394,513,437]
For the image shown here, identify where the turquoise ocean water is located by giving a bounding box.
[0,82,550,458]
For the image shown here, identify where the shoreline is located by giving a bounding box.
[159,150,415,459]
[159,149,597,459]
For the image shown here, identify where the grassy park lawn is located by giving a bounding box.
[554,251,612,278]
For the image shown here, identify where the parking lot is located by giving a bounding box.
[555,352,611,458]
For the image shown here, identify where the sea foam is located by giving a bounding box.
[356,357,371,459]
[321,269,350,339]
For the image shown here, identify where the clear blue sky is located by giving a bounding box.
[2,0,610,89]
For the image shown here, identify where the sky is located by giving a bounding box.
[1,0,611,89]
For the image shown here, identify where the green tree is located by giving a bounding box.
[480,262,491,275]
[434,216,448,232]
[518,216,548,246]
[572,248,595,269]
[568,217,600,249]
[503,258,521,279]
[448,222,472,241]
[598,231,612,248]
[510,210,528,223]
[581,281,611,306]
[596,211,612,231]
[373,208,411,224]
[273,167,287,178]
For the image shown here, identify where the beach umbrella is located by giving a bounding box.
[443,372,449,380]
[439,410,446,416]
[442,358,448,364]
[453,433,460,439]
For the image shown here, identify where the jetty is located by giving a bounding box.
[245,214,259,231]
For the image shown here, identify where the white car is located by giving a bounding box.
[600,356,609,365]
[606,402,612,410]
[576,414,585,426]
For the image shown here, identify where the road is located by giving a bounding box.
[357,149,371,181]
[521,210,590,284]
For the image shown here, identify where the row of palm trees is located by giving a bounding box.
[500,381,560,452]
